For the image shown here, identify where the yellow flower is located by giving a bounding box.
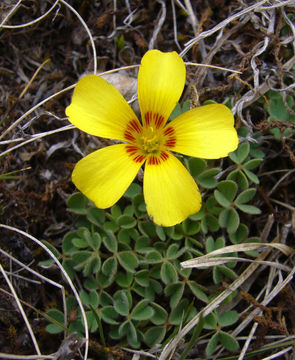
[66,50,238,227]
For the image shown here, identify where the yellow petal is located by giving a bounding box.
[66,75,139,141]
[72,144,144,208]
[138,50,185,128]
[144,153,201,226]
[170,104,238,159]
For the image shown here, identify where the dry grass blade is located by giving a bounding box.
[0,224,89,360]
[0,0,60,29]
[181,242,295,269]
[159,215,275,360]
[0,263,41,356]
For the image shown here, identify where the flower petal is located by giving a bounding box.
[72,144,144,208]
[144,153,201,226]
[66,74,139,141]
[170,104,238,159]
[138,50,185,128]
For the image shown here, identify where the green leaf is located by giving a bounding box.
[87,208,105,226]
[229,223,248,243]
[117,215,136,229]
[66,193,88,214]
[62,232,78,254]
[219,330,239,352]
[243,158,262,170]
[42,240,61,258]
[217,180,238,202]
[161,262,178,284]
[150,302,168,325]
[182,218,201,235]
[227,170,249,190]
[46,309,64,328]
[243,169,260,184]
[236,204,261,214]
[116,271,133,287]
[165,282,185,308]
[135,270,149,287]
[187,158,206,177]
[84,256,101,276]
[218,265,238,280]
[214,190,231,208]
[100,306,119,325]
[99,291,113,306]
[102,233,117,252]
[124,183,142,198]
[219,208,240,234]
[114,290,132,316]
[72,237,88,248]
[204,312,218,329]
[206,331,219,356]
[235,188,256,205]
[131,300,154,320]
[166,243,181,260]
[197,168,220,188]
[117,251,138,273]
[101,256,117,277]
[145,250,162,263]
[187,281,208,303]
[103,221,119,232]
[72,251,92,270]
[144,326,166,347]
[229,142,250,164]
[169,299,189,325]
[218,311,239,327]
[139,221,156,237]
[156,226,166,241]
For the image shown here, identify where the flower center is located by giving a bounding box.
[139,126,162,154]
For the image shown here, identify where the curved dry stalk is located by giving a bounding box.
[0,0,60,29]
[0,224,89,360]
[59,0,97,74]
[0,263,41,356]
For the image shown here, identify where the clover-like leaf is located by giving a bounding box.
[66,193,88,214]
[87,208,105,226]
[187,157,206,177]
[114,290,132,316]
[197,168,220,188]
[150,302,168,325]
[161,262,178,284]
[219,208,239,234]
[131,299,154,320]
[116,271,133,287]
[235,188,256,205]
[135,269,149,287]
[117,251,138,273]
[144,326,166,347]
[101,256,117,277]
[187,281,209,303]
[102,232,117,253]
[165,282,185,308]
[217,180,238,202]
[219,330,239,352]
[100,306,119,325]
[117,215,136,229]
[229,142,250,164]
[218,310,239,327]
[206,331,219,356]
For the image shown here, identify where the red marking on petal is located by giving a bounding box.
[154,113,164,129]
[160,151,169,161]
[144,111,152,126]
[126,145,145,163]
[164,126,175,136]
[124,131,136,142]
[126,145,138,155]
[165,138,176,148]
[128,119,142,133]
[134,155,146,163]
